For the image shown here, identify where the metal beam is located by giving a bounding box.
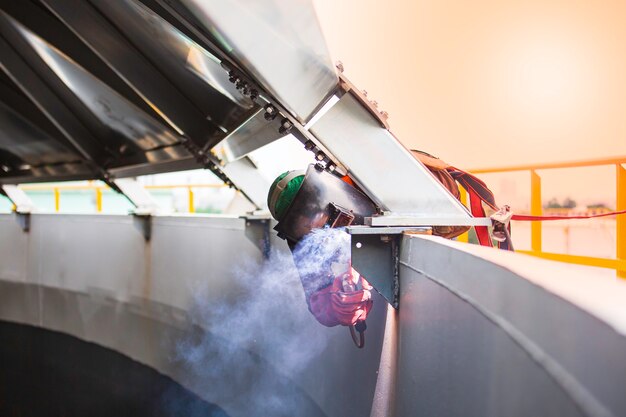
[213,108,287,163]
[0,17,109,166]
[0,0,161,119]
[180,0,339,123]
[220,157,270,210]
[0,74,72,149]
[41,0,248,148]
[114,178,162,216]
[1,185,35,214]
[310,93,472,219]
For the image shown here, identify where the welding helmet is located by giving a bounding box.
[271,165,378,243]
[268,170,305,221]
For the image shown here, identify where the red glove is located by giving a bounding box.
[309,268,373,327]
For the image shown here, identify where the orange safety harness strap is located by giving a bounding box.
[447,166,626,250]
[447,166,513,251]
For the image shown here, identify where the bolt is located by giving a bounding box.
[250,89,259,100]
[264,104,277,121]
[315,151,325,161]
[336,61,344,73]
[278,117,293,134]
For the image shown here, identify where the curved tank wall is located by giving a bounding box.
[392,235,626,417]
[1,213,626,416]
[0,213,388,417]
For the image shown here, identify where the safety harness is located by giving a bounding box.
[414,150,626,251]
[447,166,513,250]
[270,160,626,350]
[446,165,626,250]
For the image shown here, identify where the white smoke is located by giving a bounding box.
[171,228,353,416]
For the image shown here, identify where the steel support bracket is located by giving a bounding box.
[113,178,161,216]
[243,215,272,259]
[1,185,35,214]
[337,68,390,130]
[1,185,34,232]
[132,213,152,241]
[348,226,432,308]
[14,212,31,232]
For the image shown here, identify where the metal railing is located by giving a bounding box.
[8,156,626,277]
[459,156,626,278]
[17,182,227,214]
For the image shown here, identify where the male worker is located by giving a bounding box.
[266,150,471,340]
[267,172,373,331]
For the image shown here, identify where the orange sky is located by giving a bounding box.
[313,0,626,167]
[313,0,625,206]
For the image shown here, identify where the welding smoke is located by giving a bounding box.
[169,228,352,417]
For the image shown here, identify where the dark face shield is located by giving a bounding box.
[273,164,378,245]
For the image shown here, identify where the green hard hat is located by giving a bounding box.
[267,170,305,221]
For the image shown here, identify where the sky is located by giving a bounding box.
[313,0,626,207]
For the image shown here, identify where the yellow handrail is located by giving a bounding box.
[469,156,626,174]
[617,165,626,278]
[7,157,625,277]
[18,183,227,191]
[468,156,626,278]
[16,183,227,214]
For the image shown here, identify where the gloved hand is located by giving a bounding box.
[308,267,373,327]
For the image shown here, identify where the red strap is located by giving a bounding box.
[448,167,498,248]
[512,210,626,221]
[467,187,493,247]
[446,165,623,251]
[447,167,514,250]
[447,167,498,211]
[448,166,626,222]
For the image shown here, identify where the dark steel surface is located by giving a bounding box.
[0,0,163,118]
[0,101,79,166]
[350,234,399,308]
[18,22,182,153]
[0,0,270,185]
[0,321,228,417]
[42,0,253,147]
[0,17,109,165]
